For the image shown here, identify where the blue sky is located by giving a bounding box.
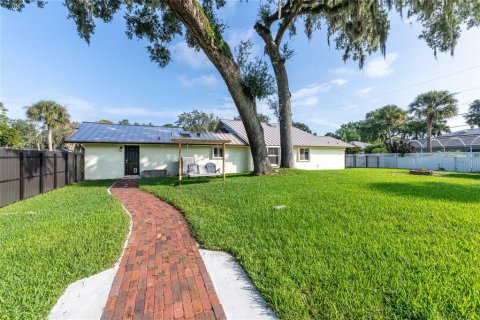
[1,1,480,135]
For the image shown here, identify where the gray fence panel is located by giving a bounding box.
[347,152,480,172]
[0,149,84,207]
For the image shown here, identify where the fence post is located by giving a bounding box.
[39,151,45,193]
[74,154,77,182]
[54,153,57,188]
[65,153,69,185]
[19,151,25,200]
[377,155,380,168]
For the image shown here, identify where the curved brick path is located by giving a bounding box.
[102,179,226,320]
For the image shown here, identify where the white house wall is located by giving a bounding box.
[84,143,250,179]
[294,147,346,170]
[84,144,346,179]
[140,144,250,175]
[84,143,125,180]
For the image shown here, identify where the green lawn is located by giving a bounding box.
[0,181,129,319]
[141,169,480,320]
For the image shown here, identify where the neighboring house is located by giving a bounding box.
[348,141,370,153]
[408,128,480,152]
[67,120,353,179]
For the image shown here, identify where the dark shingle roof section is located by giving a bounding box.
[219,119,353,148]
[67,122,246,145]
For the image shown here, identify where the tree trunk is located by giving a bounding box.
[47,126,53,151]
[255,24,295,168]
[165,0,271,175]
[272,59,295,168]
[387,125,392,146]
[427,117,433,153]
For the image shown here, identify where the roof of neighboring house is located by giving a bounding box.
[66,122,246,145]
[348,141,370,149]
[218,119,353,148]
[408,128,480,149]
[440,128,480,137]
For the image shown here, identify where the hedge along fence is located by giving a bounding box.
[0,149,84,208]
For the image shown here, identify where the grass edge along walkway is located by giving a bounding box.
[0,180,130,319]
[140,169,480,320]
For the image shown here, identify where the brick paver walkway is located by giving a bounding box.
[102,179,226,320]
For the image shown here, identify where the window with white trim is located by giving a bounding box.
[299,148,310,161]
[212,146,223,159]
[267,148,279,166]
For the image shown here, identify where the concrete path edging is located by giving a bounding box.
[48,182,134,320]
[49,179,278,320]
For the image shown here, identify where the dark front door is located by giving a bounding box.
[124,146,140,175]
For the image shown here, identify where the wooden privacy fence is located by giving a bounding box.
[0,149,84,208]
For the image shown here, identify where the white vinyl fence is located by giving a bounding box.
[346,152,480,173]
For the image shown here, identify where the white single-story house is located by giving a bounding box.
[67,120,353,180]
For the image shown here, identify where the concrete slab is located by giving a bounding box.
[48,182,133,320]
[48,268,116,320]
[200,250,278,320]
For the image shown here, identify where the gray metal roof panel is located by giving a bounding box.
[67,122,247,145]
[219,119,354,148]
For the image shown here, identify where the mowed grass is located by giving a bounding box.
[141,169,480,319]
[0,181,130,319]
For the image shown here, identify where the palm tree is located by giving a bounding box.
[26,100,70,151]
[465,99,480,128]
[376,105,407,145]
[409,90,458,152]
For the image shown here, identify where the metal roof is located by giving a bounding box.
[219,119,354,148]
[66,122,246,145]
[440,128,480,137]
[349,141,370,149]
[409,128,480,148]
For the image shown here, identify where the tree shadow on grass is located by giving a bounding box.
[369,182,480,203]
[442,173,480,181]
[140,173,250,187]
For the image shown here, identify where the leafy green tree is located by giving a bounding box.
[376,105,407,145]
[118,119,130,125]
[162,123,176,128]
[409,90,458,152]
[465,99,480,128]
[253,0,480,168]
[292,121,312,134]
[10,119,39,148]
[26,100,70,151]
[52,122,79,150]
[0,102,9,124]
[97,119,113,124]
[235,113,271,124]
[335,126,361,143]
[0,123,21,147]
[176,110,219,132]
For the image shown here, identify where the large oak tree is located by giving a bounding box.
[253,0,480,167]
[2,0,274,174]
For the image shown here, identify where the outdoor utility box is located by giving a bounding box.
[142,169,167,178]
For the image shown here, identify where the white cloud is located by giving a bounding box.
[178,74,219,87]
[292,79,347,107]
[329,66,356,76]
[104,107,178,118]
[364,53,398,78]
[332,78,348,86]
[227,28,255,48]
[310,117,341,128]
[171,41,211,69]
[356,87,374,94]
